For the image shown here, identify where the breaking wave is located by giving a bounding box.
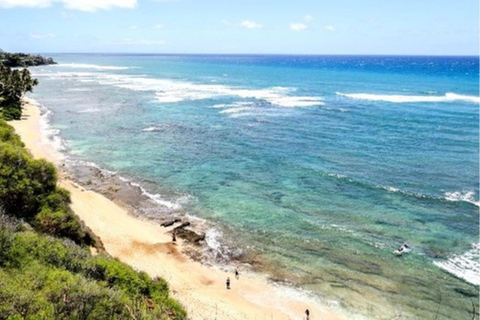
[324,171,479,207]
[337,92,480,104]
[444,190,480,207]
[53,63,132,70]
[32,70,324,108]
[434,243,480,285]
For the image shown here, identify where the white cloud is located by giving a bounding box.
[154,24,165,29]
[0,0,50,8]
[29,32,56,39]
[304,15,313,22]
[240,20,262,29]
[289,23,307,31]
[0,0,137,12]
[130,25,139,30]
[63,0,137,11]
[325,25,335,32]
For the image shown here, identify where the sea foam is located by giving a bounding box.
[141,126,159,132]
[34,70,324,108]
[37,102,68,157]
[444,190,479,207]
[53,63,132,70]
[433,243,480,285]
[337,92,480,104]
[76,108,102,113]
[219,107,256,114]
[129,181,181,210]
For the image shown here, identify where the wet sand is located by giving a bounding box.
[10,98,351,320]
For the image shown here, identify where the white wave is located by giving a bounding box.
[219,107,255,114]
[444,191,480,207]
[53,63,132,70]
[208,102,252,109]
[129,182,180,210]
[36,71,324,108]
[36,102,68,156]
[377,184,434,200]
[205,228,225,255]
[77,108,102,113]
[141,124,173,132]
[65,159,118,177]
[31,71,98,79]
[434,243,480,285]
[141,126,159,132]
[337,92,480,104]
[326,173,347,179]
[227,111,287,119]
[267,95,323,107]
[66,88,93,92]
[385,186,400,192]
[209,103,230,109]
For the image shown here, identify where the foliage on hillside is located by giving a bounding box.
[0,214,186,320]
[0,66,38,120]
[0,50,56,68]
[0,119,187,320]
[0,119,96,246]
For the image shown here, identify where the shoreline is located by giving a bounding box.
[11,98,350,320]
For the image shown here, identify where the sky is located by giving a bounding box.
[0,0,478,55]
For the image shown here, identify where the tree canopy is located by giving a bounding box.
[0,66,38,120]
[0,51,56,68]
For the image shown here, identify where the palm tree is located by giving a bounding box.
[0,66,38,119]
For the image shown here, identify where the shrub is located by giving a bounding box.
[0,120,96,247]
[0,218,187,320]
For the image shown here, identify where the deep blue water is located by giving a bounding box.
[29,54,479,319]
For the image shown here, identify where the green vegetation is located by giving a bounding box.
[0,214,186,320]
[0,66,38,120]
[0,50,56,68]
[0,118,186,319]
[0,50,55,120]
[0,120,94,246]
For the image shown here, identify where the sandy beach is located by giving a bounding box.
[10,98,348,320]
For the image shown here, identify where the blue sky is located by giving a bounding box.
[0,0,478,55]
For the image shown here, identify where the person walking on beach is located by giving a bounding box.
[172,231,176,244]
[226,277,231,289]
[305,309,310,320]
[235,268,239,280]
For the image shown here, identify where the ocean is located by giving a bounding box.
[28,54,479,319]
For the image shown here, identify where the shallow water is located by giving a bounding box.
[29,54,479,319]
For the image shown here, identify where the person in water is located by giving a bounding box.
[399,243,410,252]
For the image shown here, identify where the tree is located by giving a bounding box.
[0,66,38,120]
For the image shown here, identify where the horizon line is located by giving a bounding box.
[32,52,480,58]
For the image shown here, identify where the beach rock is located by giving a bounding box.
[173,222,191,230]
[174,228,205,245]
[161,219,182,227]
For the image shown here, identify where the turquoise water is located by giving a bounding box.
[30,55,479,319]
